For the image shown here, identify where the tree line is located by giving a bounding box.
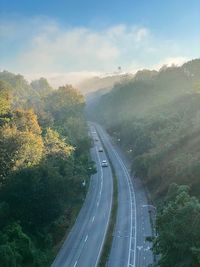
[0,71,94,266]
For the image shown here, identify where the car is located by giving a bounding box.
[95,138,99,142]
[98,147,103,152]
[101,160,108,167]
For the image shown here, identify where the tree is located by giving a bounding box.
[0,223,35,267]
[44,128,74,159]
[0,81,11,117]
[45,85,85,122]
[12,109,42,135]
[0,124,44,182]
[153,185,200,267]
[31,78,53,97]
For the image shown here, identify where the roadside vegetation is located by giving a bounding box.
[90,58,200,266]
[0,71,95,267]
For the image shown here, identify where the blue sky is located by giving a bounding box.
[0,0,200,85]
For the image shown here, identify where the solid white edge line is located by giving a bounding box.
[97,125,137,267]
[112,148,137,267]
[69,126,104,267]
[94,126,113,267]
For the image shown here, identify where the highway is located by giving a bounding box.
[95,123,154,267]
[51,124,113,267]
[52,122,154,267]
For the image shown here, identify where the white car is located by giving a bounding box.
[101,160,108,167]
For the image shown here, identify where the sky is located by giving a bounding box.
[0,0,200,86]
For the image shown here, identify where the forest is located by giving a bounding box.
[90,58,200,266]
[0,71,94,267]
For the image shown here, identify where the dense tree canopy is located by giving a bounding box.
[0,71,93,266]
[154,184,200,267]
[91,59,200,198]
[90,58,200,266]
[0,81,11,119]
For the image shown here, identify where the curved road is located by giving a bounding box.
[52,122,154,267]
[51,124,113,267]
[95,123,153,267]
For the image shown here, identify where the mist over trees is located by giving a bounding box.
[90,58,200,267]
[0,71,94,266]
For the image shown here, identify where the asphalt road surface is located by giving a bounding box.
[95,123,154,267]
[51,124,113,267]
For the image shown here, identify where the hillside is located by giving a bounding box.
[77,73,133,96]
[90,58,200,199]
[0,71,94,266]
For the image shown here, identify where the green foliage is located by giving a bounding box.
[44,128,74,158]
[153,185,200,267]
[92,59,200,198]
[0,222,36,267]
[0,72,92,266]
[0,123,44,181]
[31,78,53,98]
[0,71,37,108]
[0,81,11,116]
[45,84,87,145]
[12,109,42,135]
[91,58,200,267]
[45,85,84,121]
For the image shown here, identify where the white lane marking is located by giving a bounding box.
[94,126,113,267]
[84,235,88,243]
[97,125,137,267]
[113,152,136,267]
[97,201,99,207]
[66,127,103,267]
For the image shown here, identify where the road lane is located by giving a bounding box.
[95,123,153,267]
[51,125,113,267]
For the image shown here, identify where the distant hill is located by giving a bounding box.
[77,73,134,97]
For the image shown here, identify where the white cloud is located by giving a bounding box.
[0,19,152,85]
[0,16,198,87]
[15,22,151,74]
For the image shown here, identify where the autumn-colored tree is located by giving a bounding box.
[0,81,11,117]
[0,72,91,266]
[12,109,42,135]
[44,128,74,159]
